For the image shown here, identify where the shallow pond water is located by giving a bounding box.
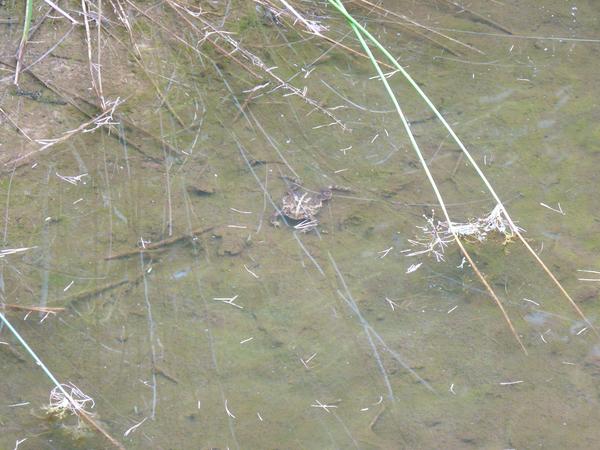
[1,1,600,449]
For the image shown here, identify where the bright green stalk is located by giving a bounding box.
[329,0,447,229]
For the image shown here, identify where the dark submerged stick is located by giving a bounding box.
[105,225,214,260]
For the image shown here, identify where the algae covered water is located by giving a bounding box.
[1,1,599,448]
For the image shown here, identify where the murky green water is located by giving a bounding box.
[1,1,600,449]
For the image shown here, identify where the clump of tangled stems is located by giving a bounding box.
[406,205,524,262]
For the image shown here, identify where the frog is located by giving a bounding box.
[271,182,333,231]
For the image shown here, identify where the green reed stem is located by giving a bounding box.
[328,0,527,353]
